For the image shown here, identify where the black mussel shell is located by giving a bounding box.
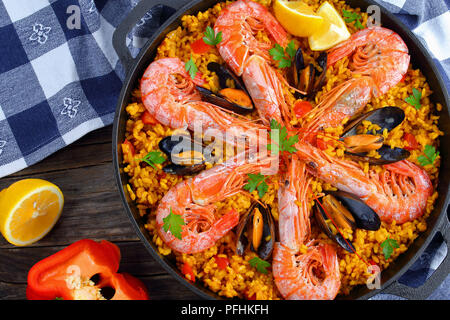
[314,201,355,253]
[345,145,410,165]
[342,106,405,138]
[292,48,327,99]
[236,202,275,260]
[162,163,206,175]
[326,191,381,231]
[159,133,210,176]
[196,86,254,114]
[207,62,248,94]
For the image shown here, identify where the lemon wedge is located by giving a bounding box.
[308,1,351,51]
[0,179,64,246]
[273,0,324,37]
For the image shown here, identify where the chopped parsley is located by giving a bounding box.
[381,238,399,260]
[405,88,422,110]
[417,144,439,167]
[244,173,269,198]
[203,26,222,46]
[185,55,198,79]
[269,40,296,68]
[139,150,165,169]
[162,207,185,240]
[267,119,298,154]
[342,9,364,30]
[249,257,271,274]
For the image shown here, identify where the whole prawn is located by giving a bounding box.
[273,156,341,300]
[214,0,291,125]
[300,26,410,138]
[156,153,276,254]
[295,142,433,224]
[140,57,264,144]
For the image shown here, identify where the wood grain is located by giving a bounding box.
[0,126,200,300]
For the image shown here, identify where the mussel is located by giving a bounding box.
[289,48,327,99]
[314,190,381,253]
[158,132,212,175]
[340,106,410,164]
[195,62,254,114]
[236,202,275,260]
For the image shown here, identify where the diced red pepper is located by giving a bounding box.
[403,132,419,150]
[214,255,230,270]
[294,100,313,119]
[181,262,195,283]
[26,239,149,300]
[122,139,135,156]
[141,111,158,125]
[191,38,211,54]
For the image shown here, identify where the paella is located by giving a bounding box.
[121,0,443,299]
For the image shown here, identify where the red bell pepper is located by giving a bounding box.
[403,132,419,150]
[214,255,230,270]
[26,239,149,300]
[293,100,312,119]
[181,262,195,283]
[122,139,135,157]
[191,38,211,54]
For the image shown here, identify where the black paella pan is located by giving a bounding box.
[112,0,450,299]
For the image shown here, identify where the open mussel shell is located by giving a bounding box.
[326,191,381,231]
[196,86,253,114]
[159,133,211,175]
[236,202,275,260]
[341,106,409,164]
[342,106,405,138]
[291,48,327,99]
[345,145,410,165]
[207,62,247,93]
[314,199,356,253]
[162,163,206,175]
[314,191,381,253]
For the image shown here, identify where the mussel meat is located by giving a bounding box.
[158,132,211,175]
[341,106,410,164]
[236,202,275,260]
[195,62,254,114]
[289,48,327,98]
[314,190,381,253]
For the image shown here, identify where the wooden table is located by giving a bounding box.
[0,126,199,300]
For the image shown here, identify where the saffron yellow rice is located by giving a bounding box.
[121,0,442,299]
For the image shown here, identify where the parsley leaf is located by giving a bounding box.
[269,40,296,68]
[380,238,399,260]
[185,55,198,79]
[139,150,165,169]
[203,26,222,46]
[54,297,64,300]
[162,207,185,240]
[249,257,271,274]
[268,119,298,154]
[417,144,439,167]
[244,173,269,198]
[342,9,364,30]
[405,88,422,110]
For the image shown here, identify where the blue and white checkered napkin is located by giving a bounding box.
[0,0,174,177]
[0,0,448,298]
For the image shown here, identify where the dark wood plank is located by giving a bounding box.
[9,126,113,178]
[0,163,138,248]
[0,125,203,300]
[0,242,169,283]
[0,274,200,300]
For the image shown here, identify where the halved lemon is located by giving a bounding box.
[0,179,64,246]
[273,0,324,37]
[308,1,351,51]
